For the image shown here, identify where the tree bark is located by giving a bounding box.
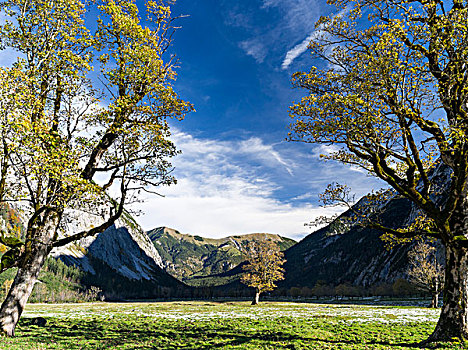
[0,211,58,336]
[251,290,260,305]
[428,244,468,341]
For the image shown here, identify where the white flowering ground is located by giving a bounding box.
[22,301,440,324]
[7,301,457,350]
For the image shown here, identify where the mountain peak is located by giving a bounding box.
[146,227,296,284]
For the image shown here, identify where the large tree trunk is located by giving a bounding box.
[251,289,260,305]
[428,244,468,342]
[0,211,58,336]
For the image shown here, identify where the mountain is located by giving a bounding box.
[0,204,190,300]
[0,163,449,299]
[279,163,451,291]
[279,197,414,290]
[50,212,190,299]
[145,193,419,292]
[147,227,296,285]
[182,189,444,294]
[188,196,422,295]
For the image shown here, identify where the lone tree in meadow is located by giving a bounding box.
[407,241,444,308]
[241,239,285,305]
[288,0,468,342]
[0,0,192,336]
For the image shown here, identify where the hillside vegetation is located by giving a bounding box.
[0,258,101,303]
[147,227,296,285]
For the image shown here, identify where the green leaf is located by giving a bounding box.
[0,235,24,248]
[454,235,468,241]
[0,248,20,270]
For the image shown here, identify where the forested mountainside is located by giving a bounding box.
[187,195,440,295]
[51,212,190,299]
[0,161,447,299]
[147,227,296,285]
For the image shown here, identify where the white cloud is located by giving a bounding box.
[172,131,293,178]
[239,40,267,63]
[282,32,320,70]
[132,130,352,239]
[292,192,315,201]
[130,130,383,240]
[137,177,340,241]
[226,0,320,65]
[310,144,341,158]
[237,138,294,176]
[262,0,320,33]
[224,9,252,29]
[281,7,350,69]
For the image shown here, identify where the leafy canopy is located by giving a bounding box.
[241,239,285,294]
[289,0,468,244]
[0,0,192,267]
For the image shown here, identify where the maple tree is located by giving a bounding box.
[289,0,468,342]
[241,239,285,305]
[407,241,444,308]
[0,0,191,336]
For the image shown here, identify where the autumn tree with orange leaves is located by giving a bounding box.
[241,239,285,305]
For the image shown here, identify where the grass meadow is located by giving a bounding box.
[1,301,466,349]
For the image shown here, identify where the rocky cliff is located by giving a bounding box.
[50,211,188,299]
[280,163,451,290]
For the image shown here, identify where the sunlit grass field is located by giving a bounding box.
[1,301,465,349]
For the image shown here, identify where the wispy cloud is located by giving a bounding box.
[133,130,382,239]
[223,8,253,29]
[224,0,321,66]
[138,178,341,241]
[238,138,294,176]
[262,0,320,33]
[281,7,350,69]
[239,40,267,63]
[170,131,294,184]
[281,31,321,70]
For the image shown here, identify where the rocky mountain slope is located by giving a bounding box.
[0,165,448,298]
[147,227,296,285]
[50,212,190,299]
[280,197,414,290]
[189,196,434,293]
[279,163,451,290]
[0,204,189,300]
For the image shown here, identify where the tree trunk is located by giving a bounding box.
[0,211,58,336]
[431,291,439,309]
[428,244,468,342]
[251,290,260,305]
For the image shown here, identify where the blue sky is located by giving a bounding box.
[0,0,383,240]
[136,0,384,240]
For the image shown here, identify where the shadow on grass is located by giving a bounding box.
[14,318,442,350]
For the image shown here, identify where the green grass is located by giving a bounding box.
[1,302,465,349]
